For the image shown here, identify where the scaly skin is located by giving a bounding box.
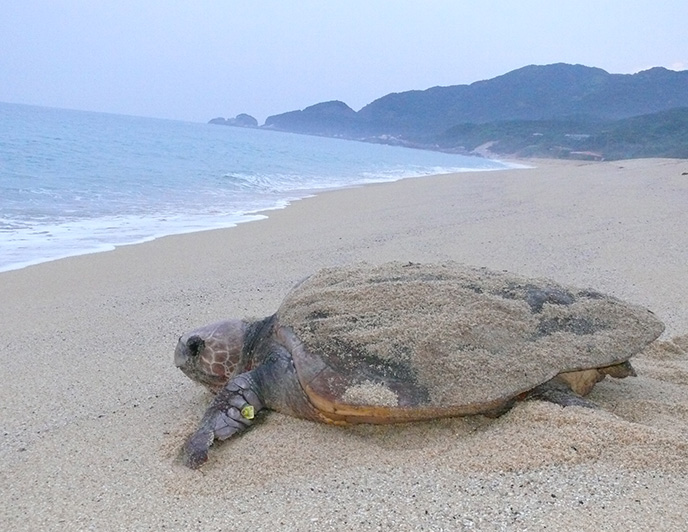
[180,338,324,469]
[182,373,264,469]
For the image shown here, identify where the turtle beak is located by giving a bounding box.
[174,337,188,368]
[175,335,204,368]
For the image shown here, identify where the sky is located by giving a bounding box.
[2,1,687,124]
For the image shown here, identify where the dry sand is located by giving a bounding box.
[1,158,688,531]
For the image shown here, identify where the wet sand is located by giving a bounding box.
[1,158,688,530]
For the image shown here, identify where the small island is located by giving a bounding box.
[208,113,258,128]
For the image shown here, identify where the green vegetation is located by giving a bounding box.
[434,108,688,160]
[585,108,688,159]
[433,107,688,159]
[232,64,688,160]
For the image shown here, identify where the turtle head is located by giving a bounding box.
[175,320,249,393]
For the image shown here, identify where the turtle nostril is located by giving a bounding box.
[186,335,205,357]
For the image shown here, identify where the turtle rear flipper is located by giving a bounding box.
[526,378,598,409]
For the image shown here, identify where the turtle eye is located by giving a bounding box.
[186,335,205,357]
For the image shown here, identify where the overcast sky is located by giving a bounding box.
[2,1,687,123]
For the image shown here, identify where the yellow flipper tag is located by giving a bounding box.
[241,405,255,420]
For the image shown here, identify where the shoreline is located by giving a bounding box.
[0,160,518,274]
[5,157,685,333]
[2,157,688,530]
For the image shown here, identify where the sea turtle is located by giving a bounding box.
[174,262,664,468]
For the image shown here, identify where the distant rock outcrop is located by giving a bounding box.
[209,113,258,128]
[264,101,364,136]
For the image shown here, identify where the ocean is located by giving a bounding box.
[0,102,510,272]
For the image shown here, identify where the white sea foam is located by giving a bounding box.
[0,102,512,272]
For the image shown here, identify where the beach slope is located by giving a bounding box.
[1,158,688,530]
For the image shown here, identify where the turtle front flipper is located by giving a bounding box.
[182,373,264,469]
[182,341,323,469]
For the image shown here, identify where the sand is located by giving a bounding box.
[1,158,688,531]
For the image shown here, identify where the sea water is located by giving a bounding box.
[0,102,509,272]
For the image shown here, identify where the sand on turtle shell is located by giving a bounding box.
[342,380,400,406]
[278,261,663,407]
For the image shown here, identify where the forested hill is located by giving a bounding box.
[215,64,688,160]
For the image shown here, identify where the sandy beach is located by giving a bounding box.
[2,157,688,531]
